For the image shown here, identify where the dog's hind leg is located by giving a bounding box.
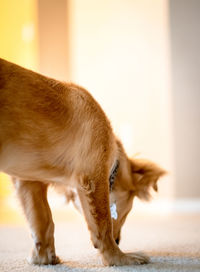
[13,179,59,265]
[77,172,149,266]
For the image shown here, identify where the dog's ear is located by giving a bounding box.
[130,158,166,201]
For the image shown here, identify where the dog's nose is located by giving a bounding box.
[115,237,120,245]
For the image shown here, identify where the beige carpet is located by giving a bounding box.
[0,209,200,272]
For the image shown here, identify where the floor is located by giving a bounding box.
[0,201,200,272]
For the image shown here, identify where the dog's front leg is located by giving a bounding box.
[13,179,59,265]
[77,175,149,266]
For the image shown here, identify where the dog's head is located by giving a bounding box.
[111,155,166,244]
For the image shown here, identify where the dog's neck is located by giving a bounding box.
[109,160,119,192]
[109,160,119,220]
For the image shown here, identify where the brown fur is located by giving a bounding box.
[0,58,165,266]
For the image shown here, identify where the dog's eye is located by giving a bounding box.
[115,238,120,245]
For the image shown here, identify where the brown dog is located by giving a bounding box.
[0,58,165,266]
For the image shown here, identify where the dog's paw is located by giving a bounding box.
[28,247,60,265]
[102,251,150,266]
[124,252,150,265]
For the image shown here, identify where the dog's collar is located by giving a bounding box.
[109,160,119,191]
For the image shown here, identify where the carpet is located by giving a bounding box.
[0,208,200,272]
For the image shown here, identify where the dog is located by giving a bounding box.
[0,58,165,266]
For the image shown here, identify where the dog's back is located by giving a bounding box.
[0,58,116,183]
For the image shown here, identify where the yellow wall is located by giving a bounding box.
[0,0,38,69]
[0,0,38,199]
[0,174,11,200]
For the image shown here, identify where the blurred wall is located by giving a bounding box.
[1,0,199,202]
[0,0,38,200]
[67,0,174,199]
[169,0,200,198]
[37,0,70,80]
[0,0,38,68]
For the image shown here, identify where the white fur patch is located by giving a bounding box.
[110,203,118,220]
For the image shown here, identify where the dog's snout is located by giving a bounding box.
[115,237,120,245]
